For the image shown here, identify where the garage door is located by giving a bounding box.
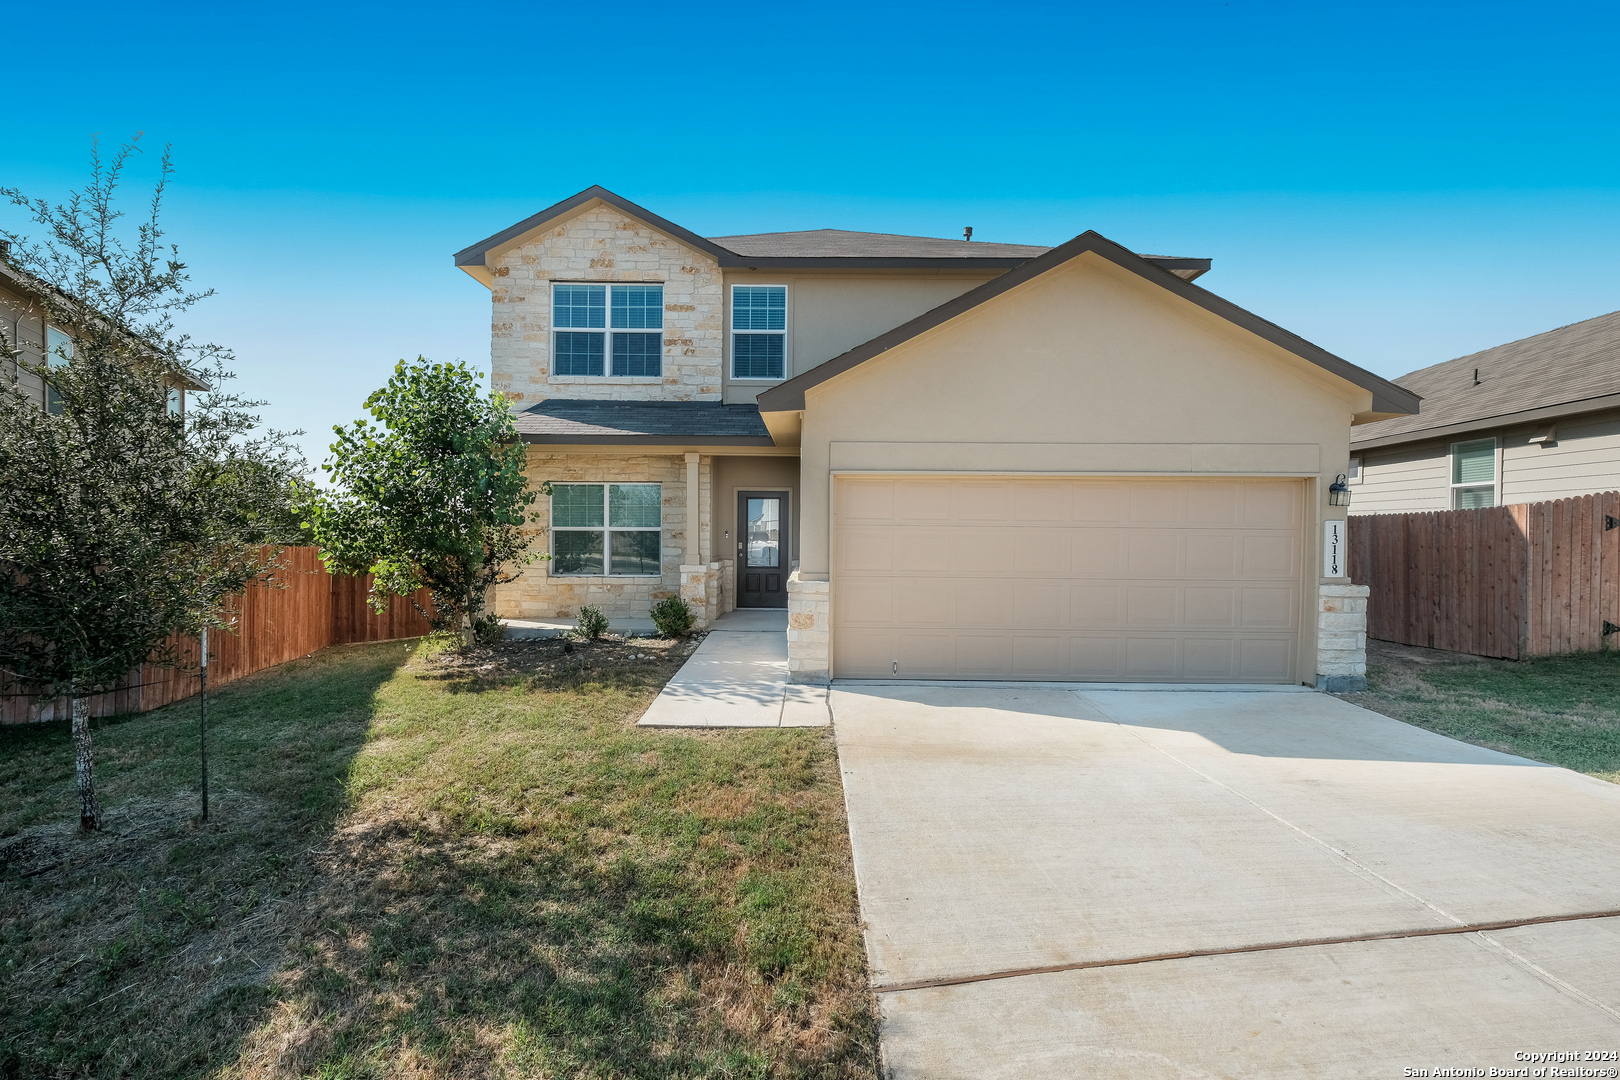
[833,477,1304,682]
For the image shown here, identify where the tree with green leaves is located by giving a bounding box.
[0,137,305,830]
[303,358,542,647]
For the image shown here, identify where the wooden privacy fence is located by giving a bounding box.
[2,546,433,725]
[1348,490,1620,660]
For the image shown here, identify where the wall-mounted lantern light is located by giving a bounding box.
[1328,473,1352,507]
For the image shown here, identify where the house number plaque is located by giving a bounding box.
[1323,519,1346,578]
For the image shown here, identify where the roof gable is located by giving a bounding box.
[453,186,731,284]
[756,230,1418,419]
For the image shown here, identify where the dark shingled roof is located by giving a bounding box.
[1351,309,1620,449]
[707,228,1211,279]
[513,399,773,445]
[708,229,1051,261]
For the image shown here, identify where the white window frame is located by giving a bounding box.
[1449,437,1497,509]
[548,482,663,577]
[730,284,788,382]
[1347,456,1362,484]
[550,282,664,379]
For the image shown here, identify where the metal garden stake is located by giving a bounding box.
[199,626,209,821]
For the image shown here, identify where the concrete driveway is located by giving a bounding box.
[832,685,1620,1078]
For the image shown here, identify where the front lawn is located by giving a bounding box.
[0,635,877,1079]
[1343,640,1620,783]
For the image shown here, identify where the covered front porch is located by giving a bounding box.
[492,401,800,633]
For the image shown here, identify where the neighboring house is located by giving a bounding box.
[1349,311,1620,513]
[0,249,203,414]
[454,186,1416,688]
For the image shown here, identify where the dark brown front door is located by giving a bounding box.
[737,491,788,608]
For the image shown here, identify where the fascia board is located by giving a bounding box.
[1350,392,1620,450]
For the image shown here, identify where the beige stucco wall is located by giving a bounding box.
[1351,406,1620,513]
[497,450,712,622]
[710,455,801,568]
[794,251,1370,684]
[488,203,724,405]
[719,270,1000,404]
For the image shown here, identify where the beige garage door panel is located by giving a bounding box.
[833,478,1304,683]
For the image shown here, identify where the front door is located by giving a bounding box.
[737,490,789,608]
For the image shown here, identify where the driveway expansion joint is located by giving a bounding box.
[869,909,1620,995]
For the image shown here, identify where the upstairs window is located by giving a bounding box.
[550,482,663,576]
[732,285,786,380]
[552,283,663,377]
[1451,438,1496,508]
[44,325,72,415]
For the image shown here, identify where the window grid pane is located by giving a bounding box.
[609,531,661,576]
[554,331,605,376]
[551,484,604,528]
[611,333,662,377]
[733,286,786,330]
[611,285,664,329]
[553,284,606,328]
[609,483,662,528]
[1455,485,1495,509]
[551,530,605,575]
[1452,439,1496,484]
[733,334,785,379]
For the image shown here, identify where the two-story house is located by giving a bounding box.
[0,250,203,415]
[454,187,1417,689]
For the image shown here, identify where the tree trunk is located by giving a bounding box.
[71,695,101,831]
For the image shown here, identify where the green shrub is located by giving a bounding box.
[472,613,506,646]
[575,605,609,640]
[650,597,694,638]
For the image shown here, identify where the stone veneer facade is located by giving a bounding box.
[497,451,714,623]
[489,204,724,406]
[786,572,830,683]
[1316,583,1370,692]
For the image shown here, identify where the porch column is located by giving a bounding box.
[683,453,701,567]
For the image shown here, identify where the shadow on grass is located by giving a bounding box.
[2,639,877,1079]
[0,640,414,1079]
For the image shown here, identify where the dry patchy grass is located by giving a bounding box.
[1342,639,1620,783]
[1,633,877,1079]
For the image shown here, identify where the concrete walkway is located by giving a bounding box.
[636,609,829,728]
[833,685,1620,1077]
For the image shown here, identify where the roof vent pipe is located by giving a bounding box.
[963,227,972,242]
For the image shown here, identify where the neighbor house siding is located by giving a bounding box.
[1351,406,1620,513]
[1351,440,1452,514]
[1501,406,1620,503]
[489,205,724,406]
[0,280,48,410]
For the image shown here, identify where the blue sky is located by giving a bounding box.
[4,0,1619,467]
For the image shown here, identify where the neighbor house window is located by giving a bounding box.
[44,325,72,415]
[167,386,183,415]
[1450,438,1496,508]
[549,483,662,575]
[732,285,786,380]
[552,283,663,377]
[1347,456,1361,483]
